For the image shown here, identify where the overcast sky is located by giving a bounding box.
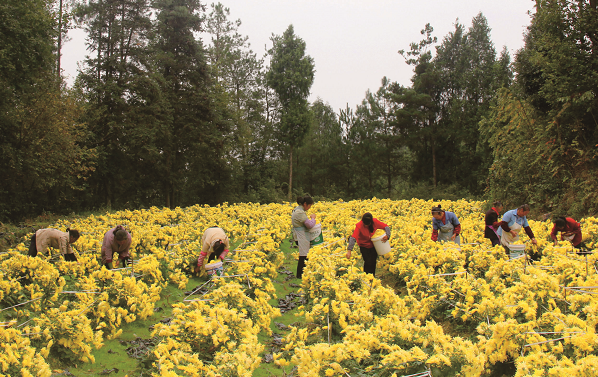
[62,0,535,113]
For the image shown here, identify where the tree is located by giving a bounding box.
[0,0,95,220]
[266,25,315,201]
[433,13,512,193]
[481,0,598,216]
[149,0,229,207]
[295,99,347,198]
[3,87,95,218]
[395,23,441,187]
[204,3,275,202]
[76,0,153,208]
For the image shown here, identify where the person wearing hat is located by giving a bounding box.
[431,205,461,245]
[28,228,80,261]
[101,225,132,269]
[194,227,230,274]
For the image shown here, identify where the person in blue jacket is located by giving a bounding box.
[497,204,538,248]
[431,205,461,245]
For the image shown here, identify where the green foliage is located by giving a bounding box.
[0,0,56,92]
[433,14,513,194]
[481,1,598,217]
[151,0,230,207]
[393,16,512,194]
[267,24,315,200]
[2,85,95,218]
[294,99,348,198]
[266,24,315,147]
[0,0,96,221]
[2,0,597,220]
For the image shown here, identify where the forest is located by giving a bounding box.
[1,0,597,221]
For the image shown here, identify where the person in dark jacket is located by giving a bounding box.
[484,201,503,246]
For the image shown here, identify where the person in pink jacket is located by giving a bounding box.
[101,225,132,269]
[194,227,230,274]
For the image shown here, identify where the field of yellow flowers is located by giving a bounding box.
[1,199,598,376]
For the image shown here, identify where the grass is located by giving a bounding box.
[253,240,302,377]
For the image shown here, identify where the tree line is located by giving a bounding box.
[1,0,596,221]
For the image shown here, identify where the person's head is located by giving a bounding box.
[67,228,80,244]
[212,240,225,257]
[516,204,531,217]
[553,216,567,230]
[115,228,128,246]
[297,196,314,211]
[492,201,503,212]
[431,205,444,220]
[361,213,374,233]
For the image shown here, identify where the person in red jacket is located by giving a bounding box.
[345,213,390,276]
[551,217,582,248]
[484,201,503,246]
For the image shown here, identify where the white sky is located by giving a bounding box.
[62,0,535,113]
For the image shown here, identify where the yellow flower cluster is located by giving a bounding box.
[1,198,597,376]
[146,205,290,375]
[0,327,52,377]
[151,300,264,376]
[6,202,289,374]
[274,198,598,376]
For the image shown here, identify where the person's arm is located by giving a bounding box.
[453,224,461,236]
[500,221,511,232]
[450,214,461,235]
[219,248,229,260]
[118,234,133,260]
[431,219,439,241]
[565,220,582,246]
[570,220,582,236]
[523,226,535,240]
[304,218,316,229]
[62,236,72,255]
[347,236,356,251]
[346,236,356,259]
[500,210,514,233]
[372,219,389,241]
[197,251,208,267]
[346,224,361,258]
